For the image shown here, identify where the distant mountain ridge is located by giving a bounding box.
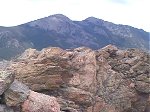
[0,14,149,60]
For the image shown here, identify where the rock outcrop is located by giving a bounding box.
[6,45,149,112]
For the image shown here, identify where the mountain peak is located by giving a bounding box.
[84,17,103,24]
[49,14,70,21]
[27,14,72,31]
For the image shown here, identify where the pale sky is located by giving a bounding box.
[0,0,149,32]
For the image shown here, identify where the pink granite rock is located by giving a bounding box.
[22,91,60,112]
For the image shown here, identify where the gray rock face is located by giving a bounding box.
[0,71,14,95]
[4,80,30,107]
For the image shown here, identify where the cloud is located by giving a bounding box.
[107,0,128,4]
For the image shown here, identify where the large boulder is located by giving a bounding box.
[22,91,60,112]
[10,47,72,91]
[0,71,14,95]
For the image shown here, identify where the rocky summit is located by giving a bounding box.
[0,45,150,112]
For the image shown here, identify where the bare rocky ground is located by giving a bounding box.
[0,45,149,112]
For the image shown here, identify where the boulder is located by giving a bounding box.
[4,80,30,107]
[22,91,60,112]
[10,47,72,91]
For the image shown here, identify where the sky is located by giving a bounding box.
[0,0,149,32]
